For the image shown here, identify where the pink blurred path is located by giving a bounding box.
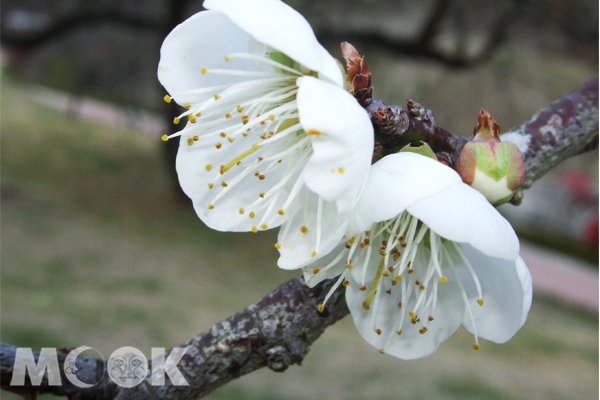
[521,243,598,312]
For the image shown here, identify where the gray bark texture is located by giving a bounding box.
[1,76,598,400]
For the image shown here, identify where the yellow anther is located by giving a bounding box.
[394,274,403,281]
[342,280,350,287]
[278,209,285,216]
[214,94,220,100]
[439,276,448,283]
[359,285,367,292]
[419,327,428,335]
[428,316,434,321]
[338,167,345,173]
[274,243,281,249]
[188,115,196,123]
[206,164,212,171]
[239,208,245,215]
[237,105,244,113]
[261,224,268,230]
[409,311,416,318]
[300,226,308,233]
[306,129,324,137]
[161,135,169,141]
[311,251,317,257]
[195,112,202,117]
[477,299,484,306]
[259,193,265,198]
[215,143,222,149]
[193,135,199,141]
[375,329,382,335]
[317,304,325,312]
[349,237,355,244]
[208,183,214,189]
[219,132,226,138]
[225,55,231,62]
[187,138,194,146]
[420,284,426,291]
[382,271,389,277]
[362,301,370,310]
[221,181,228,187]
[473,344,480,351]
[397,301,402,308]
[173,117,180,124]
[378,349,385,355]
[184,103,191,109]
[225,113,232,119]
[228,137,235,143]
[396,330,403,336]
[258,174,266,180]
[249,212,255,218]
[163,95,172,103]
[313,268,321,275]
[268,114,275,121]
[208,204,214,210]
[201,67,208,74]
[252,226,257,233]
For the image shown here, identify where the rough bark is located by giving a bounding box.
[1,77,597,400]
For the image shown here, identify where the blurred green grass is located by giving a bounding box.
[1,77,598,400]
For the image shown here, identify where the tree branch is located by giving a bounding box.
[1,73,597,399]
[1,9,161,49]
[316,1,516,69]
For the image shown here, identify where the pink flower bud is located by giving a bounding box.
[456,110,525,206]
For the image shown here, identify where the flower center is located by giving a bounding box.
[163,51,320,231]
[316,212,485,351]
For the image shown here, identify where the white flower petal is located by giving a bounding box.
[277,190,349,270]
[176,126,301,231]
[301,243,348,287]
[203,0,342,86]
[349,153,462,232]
[346,277,465,359]
[407,184,519,260]
[158,11,254,105]
[457,245,532,343]
[297,76,374,213]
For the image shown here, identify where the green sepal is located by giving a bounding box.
[399,142,437,160]
[474,142,510,181]
[269,52,295,69]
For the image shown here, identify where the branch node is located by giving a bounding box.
[266,346,292,372]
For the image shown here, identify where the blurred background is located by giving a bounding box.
[1,0,598,399]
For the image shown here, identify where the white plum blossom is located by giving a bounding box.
[305,152,532,359]
[157,0,373,234]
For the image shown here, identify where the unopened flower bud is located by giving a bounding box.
[456,110,525,206]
